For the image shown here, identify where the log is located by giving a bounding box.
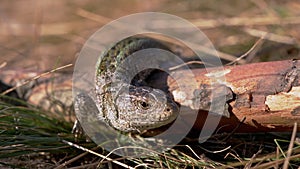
[149,59,300,133]
[1,59,300,133]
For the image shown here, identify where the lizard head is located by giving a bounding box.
[112,86,179,133]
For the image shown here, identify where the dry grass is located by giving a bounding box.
[1,97,299,168]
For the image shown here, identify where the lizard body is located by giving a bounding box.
[75,37,179,133]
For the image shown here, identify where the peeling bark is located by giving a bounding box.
[150,59,300,132]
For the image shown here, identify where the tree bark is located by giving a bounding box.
[150,59,300,133]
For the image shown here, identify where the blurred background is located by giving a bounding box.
[0,0,299,72]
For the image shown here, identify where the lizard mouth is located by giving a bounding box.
[144,102,179,130]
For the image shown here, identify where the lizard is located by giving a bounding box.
[74,37,179,133]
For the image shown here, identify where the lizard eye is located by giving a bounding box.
[138,101,150,110]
